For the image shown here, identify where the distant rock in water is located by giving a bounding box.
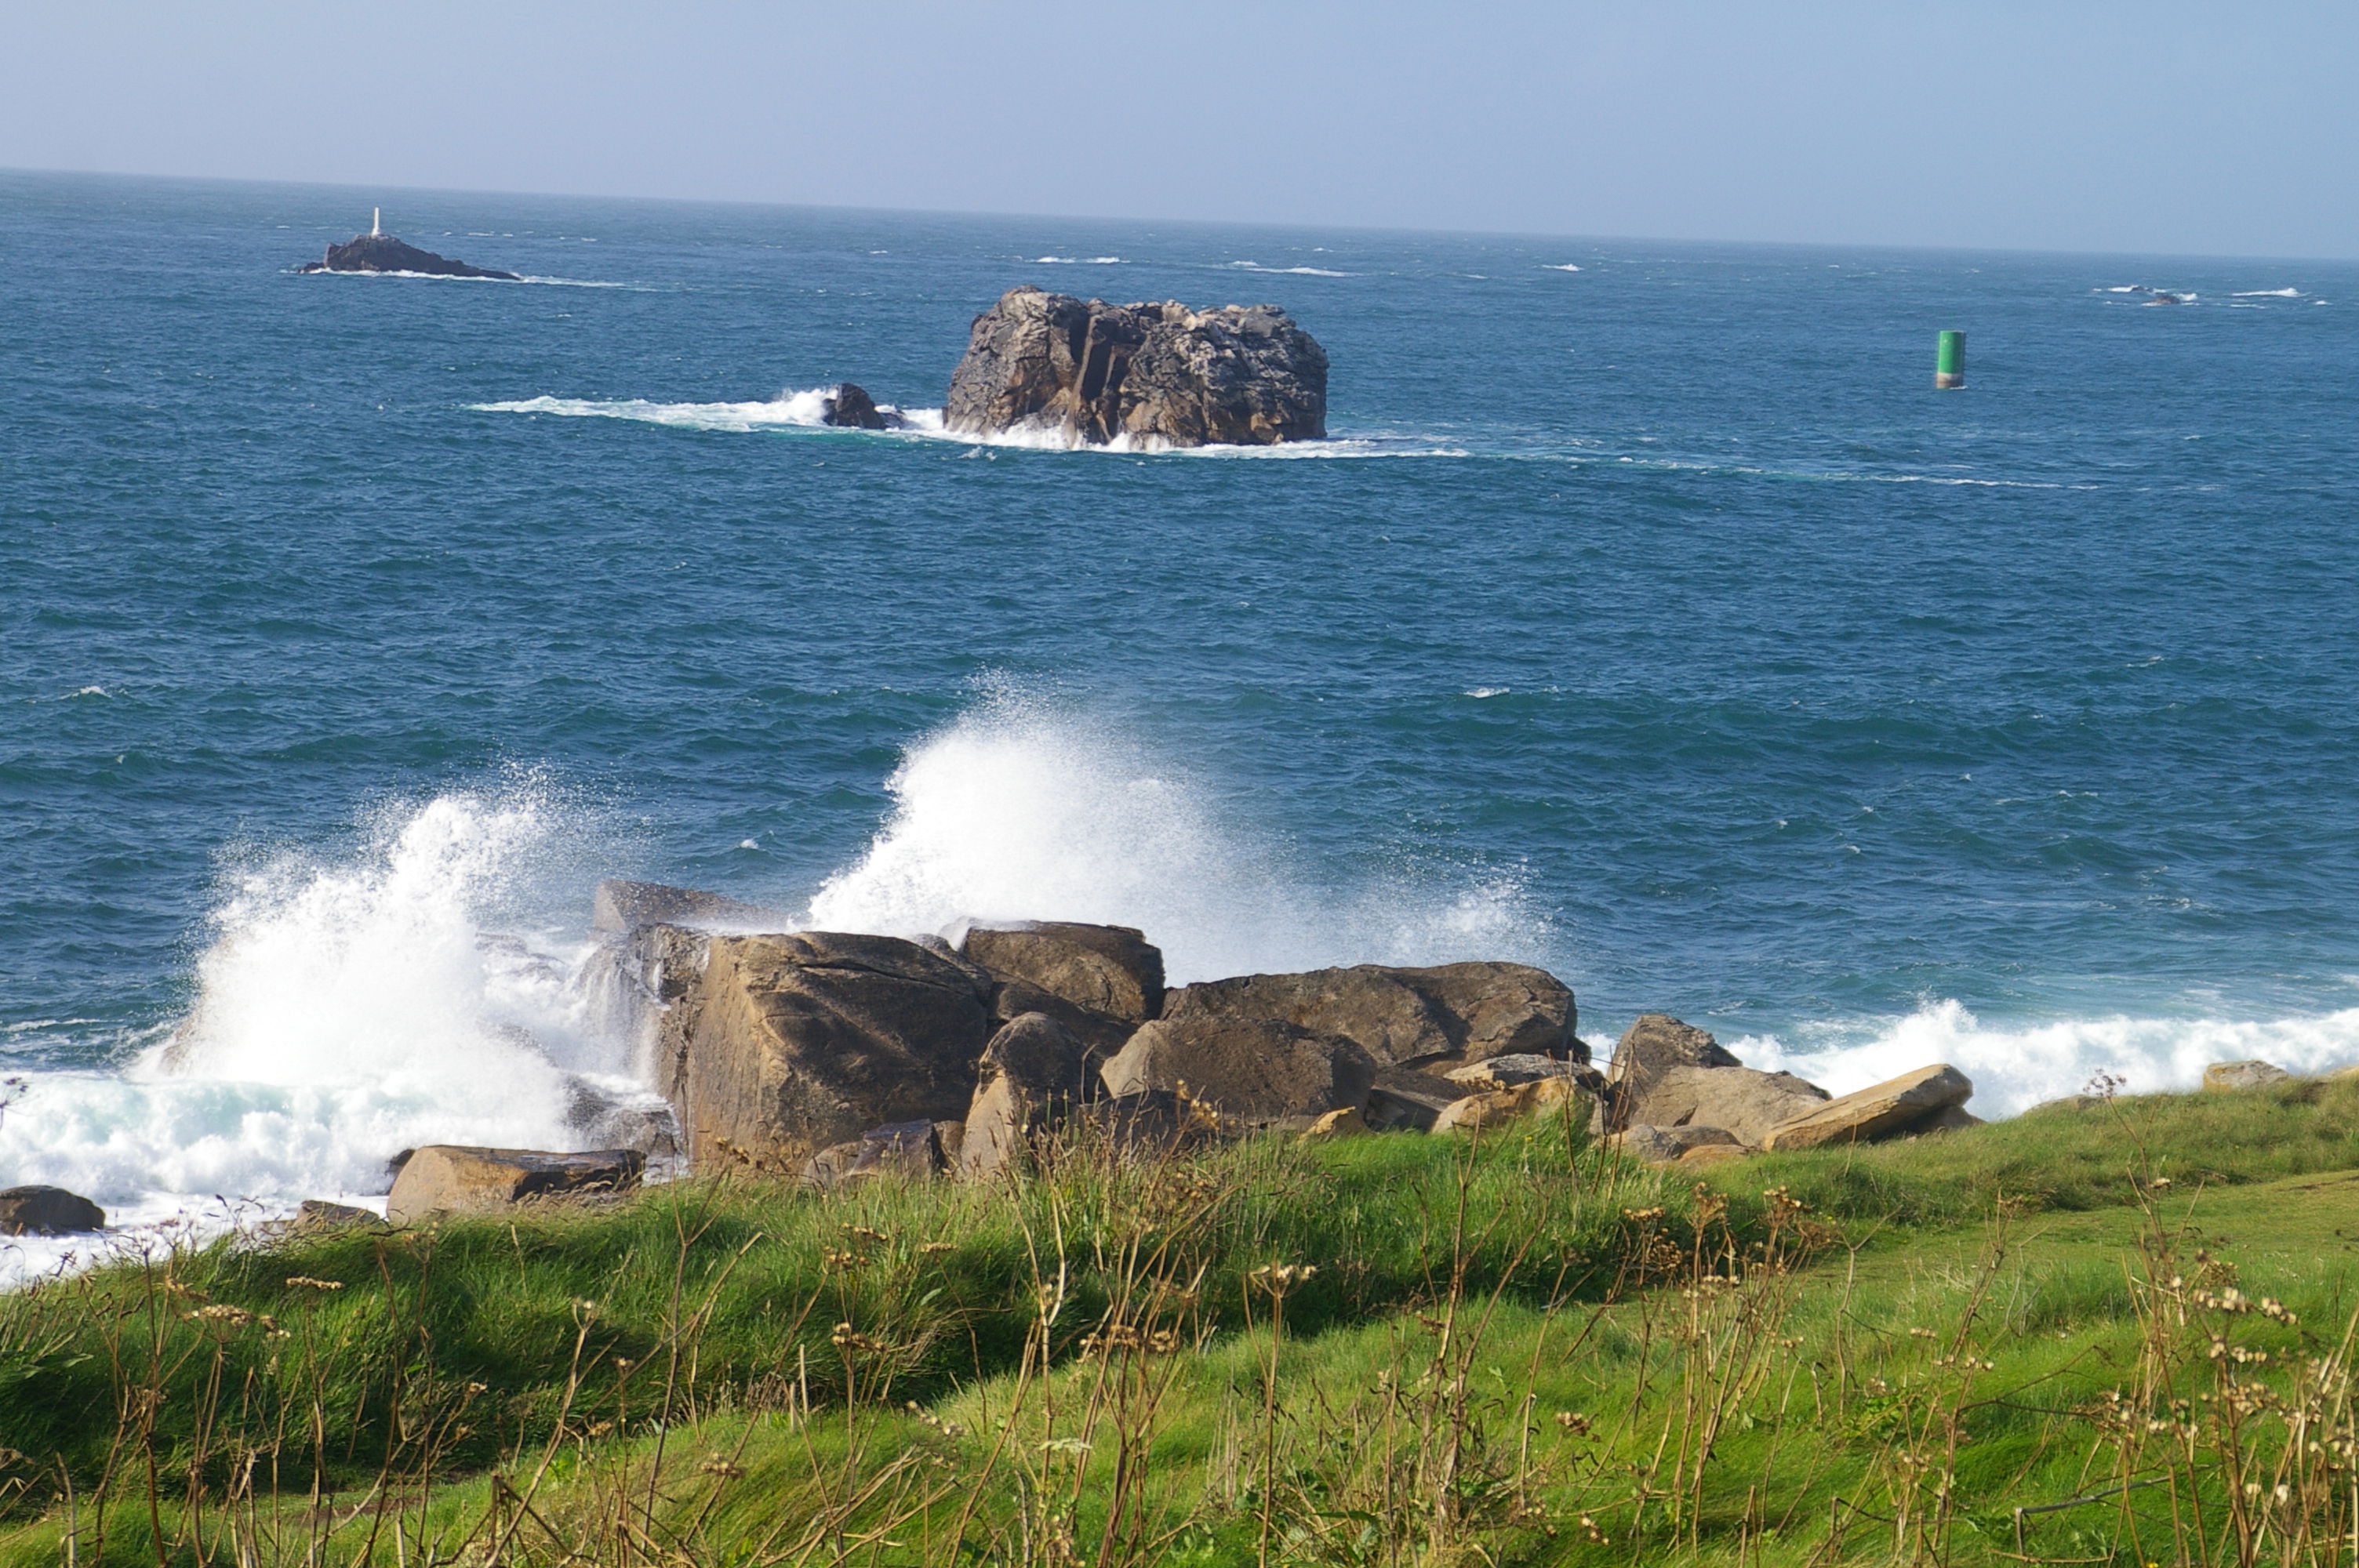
[296,215,520,281]
[820,383,896,430]
[943,285,1326,448]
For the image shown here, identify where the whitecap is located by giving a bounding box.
[1034,256,1124,265]
[1728,998,2359,1118]
[1464,687,1509,699]
[1227,261,1352,277]
[1542,263,1583,272]
[2232,288,2302,297]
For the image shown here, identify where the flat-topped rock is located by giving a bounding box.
[1161,962,1577,1071]
[297,230,520,281]
[1761,1065,1973,1151]
[943,286,1327,448]
[2205,1059,2292,1092]
[386,1146,643,1224]
[962,921,1165,1022]
[0,1185,106,1236]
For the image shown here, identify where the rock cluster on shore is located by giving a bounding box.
[572,883,1981,1192]
[942,286,1327,448]
[19,880,2353,1233]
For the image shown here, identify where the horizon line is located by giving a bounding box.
[7,161,2357,271]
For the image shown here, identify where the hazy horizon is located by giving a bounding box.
[15,162,2359,272]
[5,2,2354,262]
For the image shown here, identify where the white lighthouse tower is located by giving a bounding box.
[371,207,382,237]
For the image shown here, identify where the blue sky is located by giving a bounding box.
[5,0,2352,258]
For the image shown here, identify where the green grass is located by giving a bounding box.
[7,1078,2359,1565]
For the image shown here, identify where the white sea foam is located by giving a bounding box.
[1228,261,1353,277]
[2233,288,2303,297]
[0,789,646,1286]
[475,390,1462,459]
[806,691,1540,984]
[1034,256,1124,265]
[1543,264,1583,272]
[296,269,641,289]
[1728,998,2359,1118]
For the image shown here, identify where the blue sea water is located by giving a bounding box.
[5,167,2357,1261]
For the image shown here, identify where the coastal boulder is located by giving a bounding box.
[1761,1065,1974,1151]
[661,931,995,1171]
[1608,1015,1742,1102]
[1431,1075,1587,1134]
[803,1120,952,1189]
[1160,962,1578,1072]
[386,1146,643,1224]
[1605,1015,1823,1142]
[1100,1014,1375,1126]
[943,286,1327,448]
[0,1185,106,1236]
[2205,1059,2293,1092]
[962,922,1165,1023]
[958,1011,1092,1180]
[1625,1065,1829,1147]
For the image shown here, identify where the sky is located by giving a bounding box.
[4,1,2354,259]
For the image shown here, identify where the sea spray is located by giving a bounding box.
[0,790,638,1267]
[1731,997,2359,1117]
[805,692,1543,984]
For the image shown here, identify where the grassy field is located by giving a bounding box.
[6,1077,2359,1565]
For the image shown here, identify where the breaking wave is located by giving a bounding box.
[1731,998,2359,1118]
[0,789,656,1284]
[806,691,1542,985]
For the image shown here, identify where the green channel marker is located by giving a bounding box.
[1936,328,1966,389]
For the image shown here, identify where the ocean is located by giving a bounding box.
[5,167,2357,1276]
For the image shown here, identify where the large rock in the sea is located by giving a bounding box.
[1761,1065,1974,1151]
[386,1146,642,1224]
[296,230,520,281]
[1160,963,1577,1072]
[820,383,899,430]
[661,931,995,1171]
[962,922,1165,1023]
[959,1011,1092,1180]
[943,286,1327,448]
[1100,1014,1375,1126]
[0,1185,106,1236]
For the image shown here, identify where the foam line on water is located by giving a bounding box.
[474,390,1463,459]
[1727,997,2359,1118]
[805,691,1543,985]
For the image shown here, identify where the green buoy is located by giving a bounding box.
[1936,329,1966,389]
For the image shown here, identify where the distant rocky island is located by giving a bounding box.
[296,209,519,281]
[941,285,1328,448]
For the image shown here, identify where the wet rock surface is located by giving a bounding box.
[943,286,1327,448]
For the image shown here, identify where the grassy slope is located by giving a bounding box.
[6,1079,2359,1564]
